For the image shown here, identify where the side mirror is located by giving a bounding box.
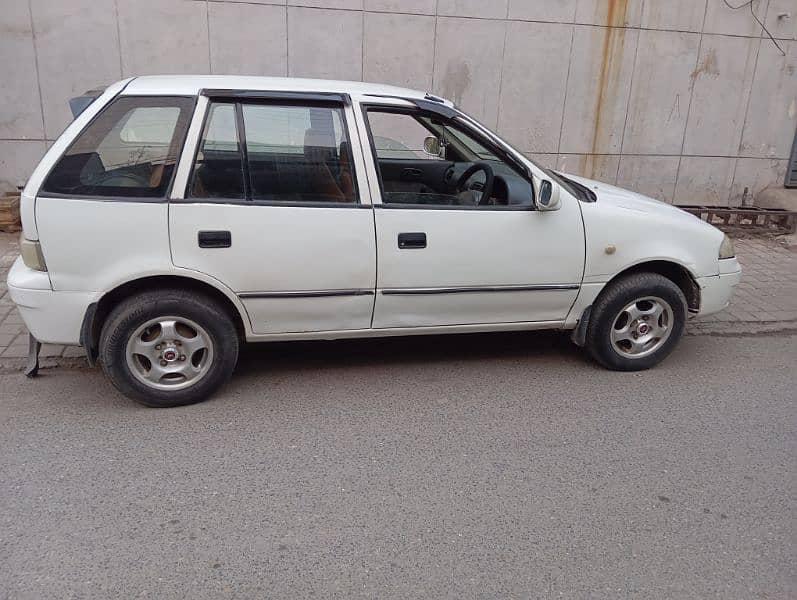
[423,136,443,158]
[537,179,561,211]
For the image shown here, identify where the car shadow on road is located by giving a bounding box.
[235,329,589,377]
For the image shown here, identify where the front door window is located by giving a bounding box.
[364,107,534,209]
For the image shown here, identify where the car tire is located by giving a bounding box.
[99,289,239,407]
[585,272,687,371]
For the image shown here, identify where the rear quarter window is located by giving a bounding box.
[42,96,194,199]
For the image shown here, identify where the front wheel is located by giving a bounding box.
[99,289,239,407]
[585,273,687,371]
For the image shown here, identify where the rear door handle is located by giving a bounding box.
[398,232,426,249]
[198,230,231,248]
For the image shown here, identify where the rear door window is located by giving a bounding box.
[188,101,357,204]
[188,103,245,199]
[42,96,194,198]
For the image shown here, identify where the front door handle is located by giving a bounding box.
[198,230,231,248]
[398,232,426,249]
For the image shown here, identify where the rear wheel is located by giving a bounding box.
[585,273,687,371]
[99,289,239,407]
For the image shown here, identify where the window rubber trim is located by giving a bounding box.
[176,198,372,209]
[36,193,167,204]
[373,203,533,212]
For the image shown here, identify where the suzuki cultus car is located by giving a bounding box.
[8,76,741,407]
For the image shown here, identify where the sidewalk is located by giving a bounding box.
[688,235,797,335]
[1,232,795,366]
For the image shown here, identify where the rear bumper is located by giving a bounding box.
[696,259,742,318]
[7,257,95,345]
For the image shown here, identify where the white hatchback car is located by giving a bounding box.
[8,76,741,407]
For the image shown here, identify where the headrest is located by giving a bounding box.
[304,128,335,153]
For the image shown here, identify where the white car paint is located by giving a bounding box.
[560,174,742,326]
[569,175,725,280]
[8,75,741,351]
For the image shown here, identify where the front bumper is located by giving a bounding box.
[7,257,96,345]
[695,258,742,318]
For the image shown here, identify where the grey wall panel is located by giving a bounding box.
[1,0,795,205]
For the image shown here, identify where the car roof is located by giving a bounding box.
[121,75,449,105]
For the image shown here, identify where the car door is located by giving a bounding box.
[169,93,376,335]
[358,102,585,329]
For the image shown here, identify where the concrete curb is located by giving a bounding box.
[686,320,797,336]
[0,355,90,374]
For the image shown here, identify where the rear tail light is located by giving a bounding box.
[718,234,735,259]
[20,235,47,271]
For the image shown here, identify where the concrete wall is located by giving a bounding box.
[1,0,796,205]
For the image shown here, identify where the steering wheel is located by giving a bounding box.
[456,162,495,205]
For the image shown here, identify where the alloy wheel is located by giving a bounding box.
[610,296,674,359]
[125,316,214,391]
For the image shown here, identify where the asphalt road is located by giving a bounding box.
[1,331,795,599]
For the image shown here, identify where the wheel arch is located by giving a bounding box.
[605,260,700,312]
[571,259,700,347]
[80,274,249,366]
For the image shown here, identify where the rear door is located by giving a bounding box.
[169,93,376,335]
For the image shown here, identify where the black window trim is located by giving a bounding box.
[36,192,168,204]
[362,94,458,118]
[233,102,252,200]
[360,103,537,212]
[40,94,197,203]
[181,93,365,208]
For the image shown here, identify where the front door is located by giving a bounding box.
[170,95,376,335]
[359,104,585,329]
